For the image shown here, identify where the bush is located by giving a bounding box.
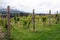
[35,15,40,19]
[14,17,17,23]
[17,18,19,21]
[27,15,32,22]
[23,18,27,25]
[4,23,8,30]
[0,19,3,25]
[42,16,47,22]
[23,20,27,29]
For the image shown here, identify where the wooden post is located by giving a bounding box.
[7,6,10,40]
[32,9,35,31]
[49,10,51,25]
[55,11,59,24]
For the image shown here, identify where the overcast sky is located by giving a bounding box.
[0,0,60,13]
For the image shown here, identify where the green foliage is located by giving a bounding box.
[1,14,60,40]
[14,15,17,23]
[4,23,8,30]
[55,14,60,24]
[14,13,20,23]
[0,19,3,25]
[35,15,40,19]
[4,18,8,30]
[17,17,19,21]
[42,16,47,22]
[23,20,27,26]
[11,23,60,40]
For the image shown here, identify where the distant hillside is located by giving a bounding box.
[0,8,21,14]
[0,8,50,17]
[0,8,30,17]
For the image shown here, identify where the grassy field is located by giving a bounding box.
[10,16,60,40]
[0,15,60,40]
[10,23,60,40]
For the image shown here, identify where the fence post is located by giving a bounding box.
[7,6,10,40]
[32,9,35,31]
[55,11,59,24]
[49,10,51,26]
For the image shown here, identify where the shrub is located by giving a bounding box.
[42,16,47,25]
[22,19,27,29]
[4,23,8,30]
[42,16,47,22]
[23,20,27,25]
[35,15,40,19]
[17,17,19,21]
[0,19,3,25]
[14,16,17,23]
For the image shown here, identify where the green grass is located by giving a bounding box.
[10,22,60,40]
[1,15,60,40]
